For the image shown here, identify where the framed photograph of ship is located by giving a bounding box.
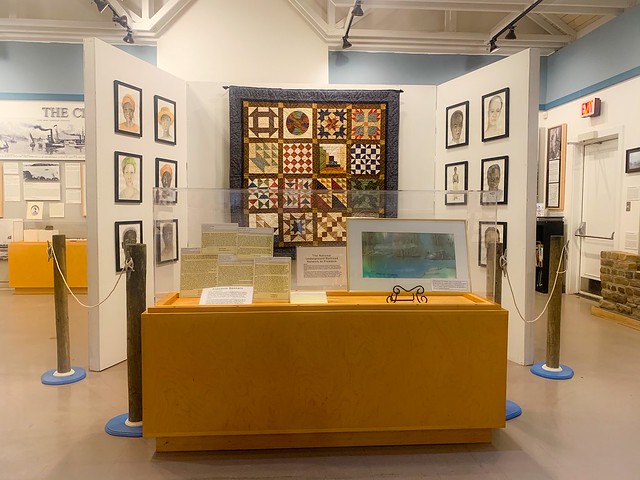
[114,80,142,138]
[445,161,468,205]
[478,221,507,267]
[154,95,176,145]
[346,218,470,292]
[445,101,469,149]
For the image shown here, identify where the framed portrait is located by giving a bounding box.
[114,151,142,203]
[445,161,468,205]
[346,218,470,292]
[481,87,509,142]
[480,156,509,205]
[545,124,567,209]
[115,220,142,272]
[478,221,507,267]
[114,80,142,137]
[154,95,176,145]
[154,158,178,204]
[155,219,179,264]
[625,147,640,174]
[445,101,469,149]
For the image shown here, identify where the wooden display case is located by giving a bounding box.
[8,240,87,294]
[142,291,508,452]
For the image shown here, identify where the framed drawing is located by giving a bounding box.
[545,124,567,209]
[154,95,176,145]
[445,101,469,149]
[445,161,468,205]
[480,156,508,205]
[478,221,507,267]
[625,147,640,174]
[481,87,509,142]
[114,151,142,203]
[155,158,178,204]
[114,80,142,137]
[115,220,142,272]
[155,219,179,264]
[346,218,470,292]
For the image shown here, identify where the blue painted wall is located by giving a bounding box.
[0,41,156,100]
[329,51,503,85]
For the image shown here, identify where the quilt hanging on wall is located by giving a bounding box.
[229,86,400,251]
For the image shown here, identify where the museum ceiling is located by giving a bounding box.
[0,0,637,55]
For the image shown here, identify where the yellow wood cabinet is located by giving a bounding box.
[8,240,87,294]
[142,291,508,452]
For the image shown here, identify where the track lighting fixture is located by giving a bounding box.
[342,36,352,49]
[123,28,134,44]
[487,0,543,53]
[93,0,109,13]
[489,39,499,53]
[341,0,360,49]
[112,12,128,28]
[505,26,517,40]
[352,0,364,17]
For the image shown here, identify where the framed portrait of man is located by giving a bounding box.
[480,156,509,205]
[155,158,178,205]
[478,221,507,267]
[445,101,469,149]
[114,80,142,137]
[444,161,468,205]
[155,219,179,264]
[481,87,509,142]
[154,95,176,146]
[115,220,142,272]
[114,151,142,203]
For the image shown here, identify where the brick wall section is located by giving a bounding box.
[600,251,640,318]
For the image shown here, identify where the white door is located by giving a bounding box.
[578,139,619,294]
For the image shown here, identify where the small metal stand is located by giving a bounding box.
[386,285,428,304]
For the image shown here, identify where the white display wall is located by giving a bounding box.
[84,38,187,371]
[540,75,640,294]
[435,49,541,365]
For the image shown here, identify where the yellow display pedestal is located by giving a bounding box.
[8,240,87,294]
[142,291,508,452]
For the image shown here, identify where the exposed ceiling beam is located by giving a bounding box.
[444,10,457,32]
[539,13,577,37]
[529,12,565,35]
[576,14,615,38]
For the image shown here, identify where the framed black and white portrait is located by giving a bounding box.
[480,156,509,205]
[481,87,509,142]
[115,220,142,272]
[445,101,469,149]
[478,221,507,267]
[545,124,567,209]
[445,161,468,205]
[154,158,178,205]
[626,147,640,174]
[114,80,142,137]
[154,95,176,145]
[114,151,142,203]
[155,219,179,264]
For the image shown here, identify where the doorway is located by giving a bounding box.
[576,137,619,298]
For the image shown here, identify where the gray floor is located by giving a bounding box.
[1,290,639,480]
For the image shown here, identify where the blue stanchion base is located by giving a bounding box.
[530,362,574,380]
[41,367,86,385]
[506,400,522,421]
[105,413,143,437]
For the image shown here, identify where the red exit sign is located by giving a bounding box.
[581,97,601,118]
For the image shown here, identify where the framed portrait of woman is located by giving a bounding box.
[481,87,509,142]
[154,95,176,146]
[480,156,509,205]
[155,219,179,264]
[155,157,178,204]
[114,151,143,203]
[115,220,142,272]
[445,101,469,149]
[114,80,142,138]
[444,161,468,205]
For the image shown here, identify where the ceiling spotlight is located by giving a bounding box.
[93,0,109,13]
[112,13,128,28]
[505,26,517,40]
[123,29,134,44]
[489,38,500,53]
[352,0,364,16]
[342,36,352,49]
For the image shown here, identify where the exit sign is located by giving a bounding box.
[581,97,601,118]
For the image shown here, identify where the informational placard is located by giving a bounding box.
[253,257,291,302]
[432,278,470,292]
[65,162,82,188]
[49,202,65,218]
[296,246,347,288]
[3,175,20,202]
[180,248,218,297]
[289,291,328,304]
[217,255,255,287]
[199,286,253,305]
[237,227,274,258]
[201,223,238,255]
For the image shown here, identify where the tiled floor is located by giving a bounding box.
[1,290,639,480]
